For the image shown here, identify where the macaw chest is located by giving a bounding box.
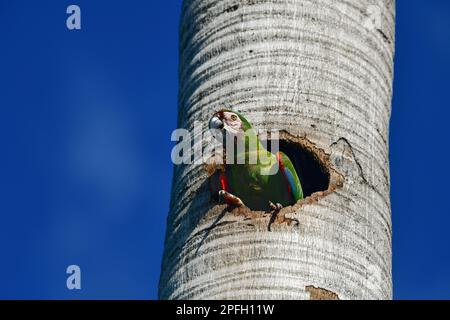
[228,165,268,195]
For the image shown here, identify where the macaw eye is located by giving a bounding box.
[231,114,237,121]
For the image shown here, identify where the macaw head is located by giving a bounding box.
[208,109,252,136]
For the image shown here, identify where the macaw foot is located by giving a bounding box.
[219,190,245,208]
[267,201,282,232]
[268,201,283,212]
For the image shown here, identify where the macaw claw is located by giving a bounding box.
[219,190,245,208]
[268,201,284,232]
[268,201,283,212]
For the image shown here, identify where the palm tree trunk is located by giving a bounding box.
[159,0,395,300]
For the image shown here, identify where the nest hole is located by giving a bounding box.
[267,139,330,198]
[208,135,332,210]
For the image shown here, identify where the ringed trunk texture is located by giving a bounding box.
[160,0,395,300]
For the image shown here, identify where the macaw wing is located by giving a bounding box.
[277,151,304,201]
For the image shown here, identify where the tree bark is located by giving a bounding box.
[159,0,395,300]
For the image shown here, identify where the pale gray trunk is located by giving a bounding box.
[159,0,395,300]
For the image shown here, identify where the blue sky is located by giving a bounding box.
[0,1,449,299]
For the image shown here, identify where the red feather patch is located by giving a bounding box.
[220,173,229,191]
[277,152,293,199]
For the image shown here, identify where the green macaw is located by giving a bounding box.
[208,110,303,212]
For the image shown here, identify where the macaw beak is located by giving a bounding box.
[209,114,224,130]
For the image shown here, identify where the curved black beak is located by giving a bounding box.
[209,115,224,130]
